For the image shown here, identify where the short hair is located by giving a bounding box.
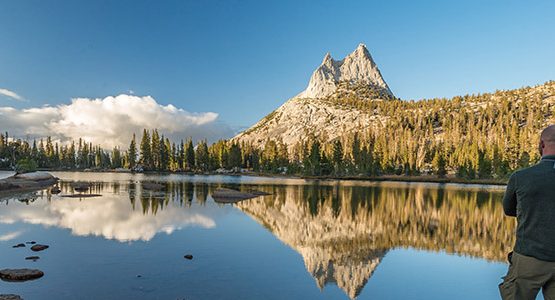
[541,125,555,144]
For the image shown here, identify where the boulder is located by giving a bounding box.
[30,244,49,252]
[12,243,25,248]
[0,172,58,194]
[0,269,44,282]
[14,172,53,181]
[0,295,23,300]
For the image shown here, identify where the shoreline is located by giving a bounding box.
[0,172,59,197]
[0,168,508,186]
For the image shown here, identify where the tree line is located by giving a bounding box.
[1,81,554,178]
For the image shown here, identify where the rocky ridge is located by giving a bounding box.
[234,43,555,153]
[296,43,392,99]
[233,44,393,149]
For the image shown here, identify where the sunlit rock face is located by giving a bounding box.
[296,44,393,99]
[233,97,387,149]
[237,183,514,299]
[0,182,225,242]
[233,44,392,149]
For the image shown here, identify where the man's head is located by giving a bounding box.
[539,125,555,156]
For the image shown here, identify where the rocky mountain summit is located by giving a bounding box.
[234,43,555,161]
[296,43,393,99]
[233,44,393,148]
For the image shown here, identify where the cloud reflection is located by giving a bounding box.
[0,230,24,241]
[0,189,223,242]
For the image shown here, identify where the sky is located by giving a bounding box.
[1,0,555,147]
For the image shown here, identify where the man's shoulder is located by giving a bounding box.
[510,164,540,178]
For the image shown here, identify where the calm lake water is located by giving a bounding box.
[0,171,525,299]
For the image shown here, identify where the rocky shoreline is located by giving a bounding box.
[0,172,58,196]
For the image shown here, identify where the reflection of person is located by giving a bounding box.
[499,125,555,300]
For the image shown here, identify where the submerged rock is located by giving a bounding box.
[142,182,165,191]
[0,269,44,282]
[25,256,40,261]
[247,190,272,196]
[26,241,36,244]
[61,194,102,198]
[0,294,23,300]
[212,188,269,203]
[184,254,193,260]
[30,244,49,252]
[71,182,91,192]
[12,243,25,248]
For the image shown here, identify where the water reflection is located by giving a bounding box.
[0,181,230,242]
[236,183,515,299]
[0,177,513,299]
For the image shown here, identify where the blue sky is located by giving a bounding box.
[1,0,555,133]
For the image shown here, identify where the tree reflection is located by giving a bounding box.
[0,178,513,298]
[237,183,513,299]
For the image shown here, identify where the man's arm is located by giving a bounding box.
[503,173,517,217]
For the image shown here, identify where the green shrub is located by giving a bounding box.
[15,158,38,173]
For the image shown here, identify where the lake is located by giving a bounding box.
[0,171,522,299]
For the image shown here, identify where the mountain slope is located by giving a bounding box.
[235,97,386,148]
[234,44,555,174]
[234,44,392,148]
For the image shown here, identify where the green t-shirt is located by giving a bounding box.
[503,155,555,262]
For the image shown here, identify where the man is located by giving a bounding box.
[500,125,555,300]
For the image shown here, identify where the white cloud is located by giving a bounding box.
[0,94,233,148]
[0,88,24,101]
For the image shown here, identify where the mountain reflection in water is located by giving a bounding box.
[237,183,514,299]
[0,176,513,299]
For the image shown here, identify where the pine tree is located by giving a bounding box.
[128,133,137,169]
[432,146,446,177]
[351,133,361,171]
[195,140,209,171]
[159,136,170,171]
[185,139,195,171]
[139,129,152,169]
[307,140,321,176]
[228,143,242,170]
[332,140,343,175]
[151,129,161,170]
[112,146,122,168]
